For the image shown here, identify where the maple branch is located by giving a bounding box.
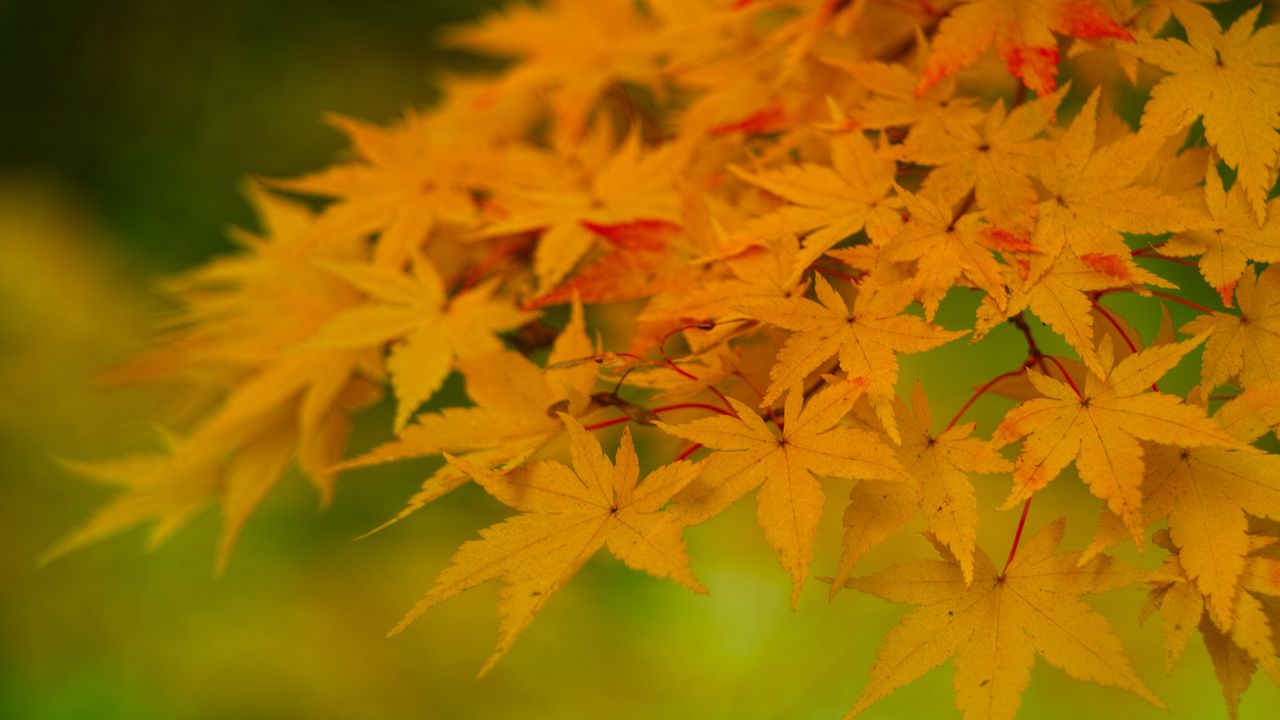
[1042,355,1083,399]
[1008,313,1048,373]
[1131,245,1197,269]
[944,366,1028,432]
[657,321,741,413]
[950,189,976,226]
[1090,299,1158,392]
[813,265,862,284]
[653,403,733,416]
[942,313,1076,431]
[659,326,706,382]
[607,351,655,365]
[1000,498,1033,578]
[1148,289,1216,315]
[736,371,783,427]
[1097,287,1217,315]
[801,361,840,403]
[581,401,732,431]
[603,350,727,390]
[582,416,633,431]
[674,443,703,461]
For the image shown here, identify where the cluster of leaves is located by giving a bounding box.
[51,0,1280,718]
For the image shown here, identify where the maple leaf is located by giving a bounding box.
[306,255,528,431]
[524,219,685,309]
[905,87,1066,232]
[47,187,386,570]
[630,234,808,355]
[1083,385,1280,629]
[1143,532,1280,717]
[646,0,764,78]
[823,55,984,141]
[664,0,865,142]
[995,336,1243,541]
[1184,263,1280,392]
[845,518,1161,720]
[449,0,665,148]
[1161,163,1280,303]
[918,0,1132,96]
[671,50,795,142]
[388,418,704,676]
[1030,89,1196,280]
[1123,0,1229,39]
[745,274,966,431]
[46,370,367,577]
[831,382,1012,592]
[761,0,870,83]
[478,129,683,292]
[882,185,1010,320]
[979,239,1176,379]
[1137,3,1280,223]
[730,130,900,274]
[333,299,597,531]
[40,448,221,568]
[267,112,481,268]
[656,379,906,606]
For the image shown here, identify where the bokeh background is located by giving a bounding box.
[2,1,1278,718]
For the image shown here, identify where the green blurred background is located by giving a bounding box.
[1,1,1277,718]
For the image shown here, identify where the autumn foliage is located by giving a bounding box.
[48,0,1280,718]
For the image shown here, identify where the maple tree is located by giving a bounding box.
[49,0,1280,717]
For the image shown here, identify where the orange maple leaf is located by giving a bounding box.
[919,0,1131,96]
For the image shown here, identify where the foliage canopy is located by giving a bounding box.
[50,1,1280,717]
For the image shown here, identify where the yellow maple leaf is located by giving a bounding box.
[882,185,1010,320]
[46,187,385,570]
[449,0,665,148]
[306,255,528,431]
[267,112,484,268]
[1030,89,1196,278]
[730,130,900,274]
[1083,385,1280,629]
[479,128,683,292]
[1137,3,1280,223]
[1143,532,1280,717]
[332,299,597,532]
[1162,162,1280,302]
[823,54,984,141]
[631,233,807,355]
[844,518,1161,720]
[1184,262,1280,392]
[646,0,764,78]
[388,418,704,676]
[656,379,905,606]
[904,86,1067,233]
[831,382,1012,592]
[745,274,966,431]
[40,448,222,567]
[995,336,1242,541]
[980,241,1176,379]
